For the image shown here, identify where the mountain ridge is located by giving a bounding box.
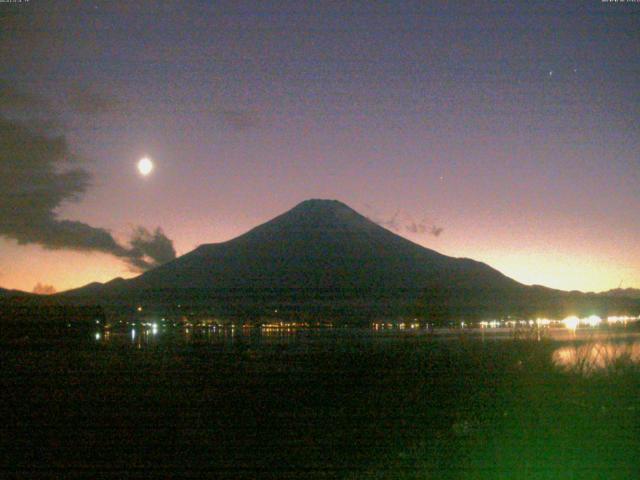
[598,288,640,299]
[57,199,638,320]
[0,287,32,298]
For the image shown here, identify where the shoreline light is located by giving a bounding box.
[562,316,580,330]
[583,315,602,328]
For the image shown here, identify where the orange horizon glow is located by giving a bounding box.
[1,226,637,294]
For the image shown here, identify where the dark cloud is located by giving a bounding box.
[127,227,177,272]
[406,220,427,234]
[404,212,444,237]
[67,86,121,115]
[0,80,51,113]
[376,209,401,232]
[430,226,444,237]
[0,83,176,272]
[0,80,57,132]
[33,283,56,295]
[365,206,444,238]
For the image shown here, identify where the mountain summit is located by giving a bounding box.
[61,199,636,320]
[126,199,520,294]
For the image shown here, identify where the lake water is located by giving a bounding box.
[91,322,640,374]
[2,320,639,477]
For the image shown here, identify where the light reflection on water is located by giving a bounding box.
[93,324,640,373]
[116,324,316,347]
[552,340,640,373]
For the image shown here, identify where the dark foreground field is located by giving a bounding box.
[1,330,639,479]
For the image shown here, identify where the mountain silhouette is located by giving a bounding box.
[0,287,31,298]
[60,199,638,320]
[598,288,640,299]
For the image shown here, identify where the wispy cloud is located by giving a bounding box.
[365,205,444,237]
[33,283,56,295]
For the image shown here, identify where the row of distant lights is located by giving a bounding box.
[94,314,639,341]
[559,315,635,330]
[479,315,638,330]
[372,316,639,331]
[373,322,422,330]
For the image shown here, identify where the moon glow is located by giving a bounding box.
[137,157,154,176]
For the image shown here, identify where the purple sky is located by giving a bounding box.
[1,0,639,293]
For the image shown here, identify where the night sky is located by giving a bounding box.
[1,0,639,293]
